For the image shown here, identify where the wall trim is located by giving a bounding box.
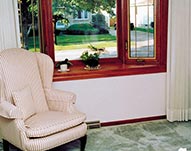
[101,115,166,127]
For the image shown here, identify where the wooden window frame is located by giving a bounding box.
[120,0,168,65]
[39,0,168,81]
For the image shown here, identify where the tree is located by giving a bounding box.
[19,0,38,50]
[19,0,30,49]
[72,0,116,15]
[52,0,115,44]
[53,13,69,44]
[52,0,116,16]
[20,0,116,49]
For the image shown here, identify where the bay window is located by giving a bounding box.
[19,0,168,80]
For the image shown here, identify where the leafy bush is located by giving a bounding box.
[66,23,99,35]
[92,13,109,34]
[92,13,106,28]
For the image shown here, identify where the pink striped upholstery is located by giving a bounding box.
[45,88,77,112]
[24,123,87,151]
[12,86,36,119]
[0,48,87,151]
[35,52,54,90]
[0,100,23,119]
[25,111,86,138]
[0,49,48,113]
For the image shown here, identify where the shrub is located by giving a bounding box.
[92,13,109,34]
[66,23,99,35]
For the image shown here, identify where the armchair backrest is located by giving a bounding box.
[0,48,50,114]
[35,51,54,90]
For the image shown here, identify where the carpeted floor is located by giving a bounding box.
[86,120,191,151]
[0,120,191,151]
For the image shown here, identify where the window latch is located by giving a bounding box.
[136,59,145,65]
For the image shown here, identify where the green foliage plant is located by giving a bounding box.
[55,58,73,68]
[80,44,105,67]
[66,23,99,35]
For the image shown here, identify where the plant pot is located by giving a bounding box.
[84,58,99,67]
[83,58,101,70]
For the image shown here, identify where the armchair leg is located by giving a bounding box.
[3,140,21,151]
[80,135,87,151]
[3,140,9,151]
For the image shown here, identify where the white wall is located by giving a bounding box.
[53,73,166,122]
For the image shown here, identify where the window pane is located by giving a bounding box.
[84,11,88,19]
[18,0,40,52]
[78,11,82,19]
[129,0,154,58]
[53,0,117,61]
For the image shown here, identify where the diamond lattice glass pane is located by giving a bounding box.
[129,0,155,58]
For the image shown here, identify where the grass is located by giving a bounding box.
[55,41,116,51]
[28,36,40,52]
[28,34,117,51]
[134,27,154,33]
[56,34,116,46]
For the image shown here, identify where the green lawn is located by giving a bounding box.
[28,37,40,52]
[55,41,117,51]
[28,34,117,51]
[134,27,154,33]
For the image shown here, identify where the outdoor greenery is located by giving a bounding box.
[92,14,107,28]
[52,0,116,16]
[66,23,99,35]
[28,37,40,52]
[28,34,116,52]
[20,0,116,50]
[56,34,116,45]
[27,26,153,52]
[55,34,116,50]
[92,13,109,34]
[134,27,154,33]
[54,41,116,51]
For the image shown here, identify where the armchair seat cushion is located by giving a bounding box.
[25,111,86,138]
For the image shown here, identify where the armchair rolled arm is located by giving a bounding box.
[45,88,77,112]
[0,100,23,119]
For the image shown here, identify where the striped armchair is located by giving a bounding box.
[0,48,87,151]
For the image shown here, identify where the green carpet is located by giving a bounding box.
[1,120,191,151]
[86,120,191,151]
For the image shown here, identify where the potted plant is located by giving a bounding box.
[80,44,105,70]
[55,58,73,69]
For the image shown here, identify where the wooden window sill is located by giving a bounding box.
[53,63,166,82]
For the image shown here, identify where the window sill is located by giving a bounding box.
[53,62,166,82]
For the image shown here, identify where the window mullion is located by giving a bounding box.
[39,0,55,61]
